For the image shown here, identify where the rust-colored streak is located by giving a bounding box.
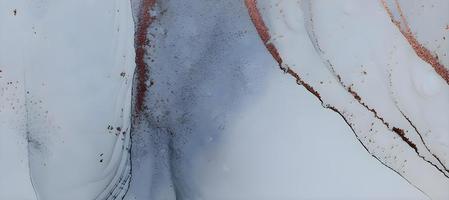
[381,0,449,85]
[286,68,322,101]
[246,0,449,180]
[245,0,418,185]
[245,0,321,101]
[380,0,449,176]
[400,111,449,173]
[134,0,156,115]
[392,127,417,151]
[245,0,282,65]
[345,72,448,177]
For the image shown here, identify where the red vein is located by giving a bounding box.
[381,0,449,85]
[380,0,449,174]
[244,0,423,190]
[134,0,156,116]
[246,0,449,183]
[305,1,449,177]
[245,0,321,101]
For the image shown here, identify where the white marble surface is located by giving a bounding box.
[0,0,447,199]
[0,0,135,199]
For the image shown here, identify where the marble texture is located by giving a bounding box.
[0,0,135,199]
[0,0,447,199]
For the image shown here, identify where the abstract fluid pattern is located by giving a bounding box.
[0,0,448,199]
[245,0,449,198]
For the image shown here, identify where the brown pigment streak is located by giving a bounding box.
[308,4,449,176]
[345,78,423,159]
[391,126,448,178]
[400,111,449,173]
[347,82,427,163]
[345,79,448,178]
[324,53,405,143]
[392,127,417,150]
[286,68,322,102]
[134,0,156,115]
[328,105,429,197]
[245,0,321,101]
[246,0,449,179]
[381,0,449,85]
[347,86,391,128]
[380,0,449,174]
[326,61,397,135]
[245,0,283,65]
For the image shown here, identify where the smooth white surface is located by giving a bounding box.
[0,0,135,199]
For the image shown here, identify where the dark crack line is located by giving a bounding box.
[244,0,322,103]
[385,55,449,176]
[245,0,445,196]
[322,35,449,180]
[23,69,39,200]
[126,0,158,199]
[302,0,449,179]
[400,111,449,174]
[327,106,431,199]
[381,0,449,174]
